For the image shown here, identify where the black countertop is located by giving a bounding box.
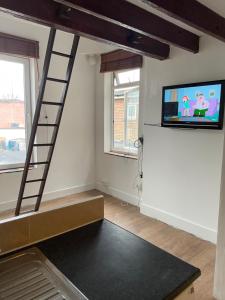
[36,219,200,300]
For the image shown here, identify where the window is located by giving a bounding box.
[127,104,137,121]
[0,54,32,171]
[111,69,140,156]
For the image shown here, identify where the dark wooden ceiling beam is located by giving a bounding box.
[0,0,170,60]
[143,0,225,42]
[54,0,199,53]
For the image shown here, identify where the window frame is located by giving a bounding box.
[0,53,32,171]
[127,103,138,121]
[111,69,140,157]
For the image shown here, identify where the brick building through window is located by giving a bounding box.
[0,54,32,170]
[0,99,25,129]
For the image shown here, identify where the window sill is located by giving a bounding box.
[104,151,138,160]
[0,167,33,174]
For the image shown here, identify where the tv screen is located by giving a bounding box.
[162,80,225,129]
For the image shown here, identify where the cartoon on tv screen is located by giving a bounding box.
[163,84,222,123]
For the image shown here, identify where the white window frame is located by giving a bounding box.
[127,103,137,121]
[111,69,140,157]
[0,54,32,171]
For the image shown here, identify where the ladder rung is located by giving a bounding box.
[22,194,41,200]
[38,123,58,127]
[42,101,63,106]
[51,51,73,58]
[33,143,54,147]
[29,161,49,166]
[26,179,46,183]
[47,77,68,84]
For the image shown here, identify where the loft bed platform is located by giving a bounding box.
[0,190,104,256]
[0,189,102,221]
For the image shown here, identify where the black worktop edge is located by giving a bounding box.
[104,218,201,299]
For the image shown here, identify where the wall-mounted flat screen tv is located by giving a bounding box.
[162,80,225,129]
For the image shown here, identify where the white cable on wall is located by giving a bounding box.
[133,137,144,207]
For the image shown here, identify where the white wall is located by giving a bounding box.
[0,13,108,211]
[95,69,140,205]
[141,36,225,243]
[214,132,225,299]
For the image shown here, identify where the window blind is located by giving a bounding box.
[100,50,142,73]
[0,32,39,58]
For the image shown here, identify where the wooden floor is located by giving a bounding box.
[0,191,216,299]
[104,194,216,300]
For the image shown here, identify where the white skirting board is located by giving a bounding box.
[96,182,140,206]
[0,183,95,212]
[97,182,216,243]
[140,202,217,244]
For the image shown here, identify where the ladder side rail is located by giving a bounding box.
[35,35,80,211]
[15,28,57,216]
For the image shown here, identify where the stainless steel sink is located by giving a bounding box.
[0,248,88,300]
